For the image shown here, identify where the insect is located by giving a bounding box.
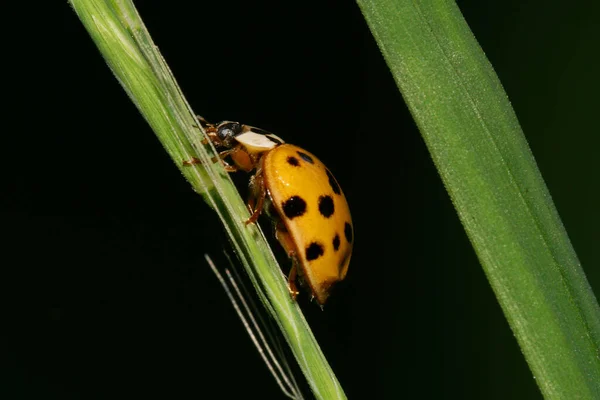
[192,118,353,305]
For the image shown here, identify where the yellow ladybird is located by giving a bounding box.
[198,118,353,305]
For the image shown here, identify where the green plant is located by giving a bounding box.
[357,1,600,398]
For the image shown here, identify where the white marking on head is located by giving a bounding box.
[236,131,280,154]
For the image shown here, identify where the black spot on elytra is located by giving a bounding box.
[344,222,353,244]
[297,151,314,164]
[326,169,341,195]
[282,196,307,219]
[333,234,340,251]
[306,242,324,261]
[287,156,300,166]
[318,195,334,218]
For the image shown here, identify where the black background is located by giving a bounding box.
[3,1,598,399]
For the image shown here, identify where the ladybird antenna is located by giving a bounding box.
[204,254,303,400]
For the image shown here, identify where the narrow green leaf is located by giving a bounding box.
[356,0,600,398]
[68,1,345,398]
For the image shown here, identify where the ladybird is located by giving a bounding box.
[195,118,353,305]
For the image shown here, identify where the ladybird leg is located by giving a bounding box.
[274,221,300,299]
[182,156,237,172]
[183,149,240,172]
[245,168,265,225]
[288,257,300,300]
[222,164,238,172]
[214,149,240,172]
[216,148,237,161]
[287,262,300,300]
[182,157,201,166]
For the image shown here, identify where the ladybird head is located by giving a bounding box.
[214,121,243,149]
[205,119,285,158]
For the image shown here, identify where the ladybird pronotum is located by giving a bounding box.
[197,118,353,305]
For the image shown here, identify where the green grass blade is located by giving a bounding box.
[356,0,600,398]
[68,1,345,398]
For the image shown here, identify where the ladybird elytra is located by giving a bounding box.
[261,144,352,305]
[195,118,353,305]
